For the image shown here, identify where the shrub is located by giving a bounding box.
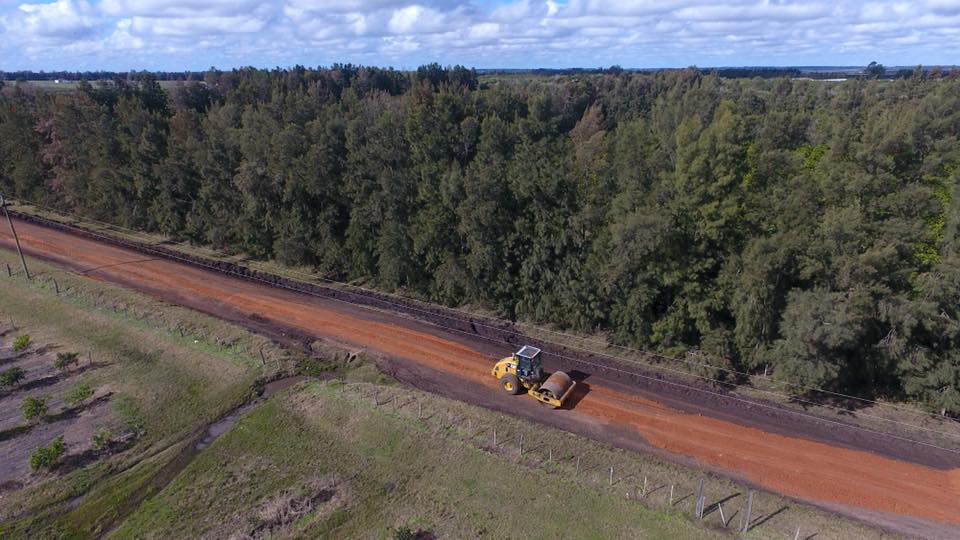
[113,395,145,437]
[29,436,66,472]
[91,427,113,452]
[12,334,31,352]
[54,352,80,371]
[64,382,94,408]
[0,367,25,388]
[21,395,49,423]
[394,527,416,540]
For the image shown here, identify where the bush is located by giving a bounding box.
[113,395,145,437]
[12,334,31,352]
[21,395,49,423]
[29,436,66,472]
[64,382,94,408]
[91,427,113,452]
[394,527,416,540]
[0,366,25,388]
[54,352,80,371]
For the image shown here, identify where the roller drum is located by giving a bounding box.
[539,371,573,400]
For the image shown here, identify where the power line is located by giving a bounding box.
[7,198,960,446]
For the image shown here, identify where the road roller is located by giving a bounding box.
[491,345,576,408]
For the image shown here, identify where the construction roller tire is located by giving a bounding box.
[539,371,573,401]
[499,374,521,395]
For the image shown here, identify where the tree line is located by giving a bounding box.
[1,66,958,414]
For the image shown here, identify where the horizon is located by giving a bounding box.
[3,63,957,75]
[2,1,960,71]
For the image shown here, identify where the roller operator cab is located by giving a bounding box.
[491,345,576,408]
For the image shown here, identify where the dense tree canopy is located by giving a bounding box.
[2,66,959,414]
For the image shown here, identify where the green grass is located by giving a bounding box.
[115,381,721,540]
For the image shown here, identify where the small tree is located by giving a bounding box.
[864,61,886,79]
[54,352,80,371]
[64,382,94,408]
[22,395,49,423]
[113,395,145,438]
[394,527,416,540]
[0,367,25,388]
[91,427,113,452]
[12,334,31,352]
[29,436,66,472]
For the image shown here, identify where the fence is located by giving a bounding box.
[332,380,832,539]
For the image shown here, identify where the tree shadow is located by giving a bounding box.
[5,362,106,395]
[57,437,135,474]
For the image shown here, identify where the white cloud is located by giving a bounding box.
[1,0,959,70]
[13,0,101,38]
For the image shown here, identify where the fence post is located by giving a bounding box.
[518,434,523,456]
[609,466,613,486]
[493,429,497,447]
[742,490,753,533]
[669,484,674,506]
[641,476,647,498]
[794,526,801,540]
[693,478,705,518]
[576,456,580,475]
[418,401,422,419]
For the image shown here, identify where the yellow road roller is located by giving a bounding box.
[491,345,576,408]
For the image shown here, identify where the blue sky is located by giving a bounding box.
[1,0,959,71]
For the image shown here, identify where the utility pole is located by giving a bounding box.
[0,195,30,280]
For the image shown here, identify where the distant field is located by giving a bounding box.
[2,80,185,92]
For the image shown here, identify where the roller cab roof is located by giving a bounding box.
[515,345,541,360]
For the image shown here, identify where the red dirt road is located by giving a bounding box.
[3,218,960,533]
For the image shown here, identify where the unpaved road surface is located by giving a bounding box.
[3,216,960,537]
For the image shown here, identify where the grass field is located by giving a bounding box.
[114,381,725,539]
[0,249,894,539]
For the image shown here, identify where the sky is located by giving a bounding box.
[1,0,959,71]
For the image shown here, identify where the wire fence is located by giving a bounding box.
[329,379,854,539]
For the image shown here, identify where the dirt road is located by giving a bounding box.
[3,217,959,536]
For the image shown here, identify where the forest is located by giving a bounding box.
[1,66,958,414]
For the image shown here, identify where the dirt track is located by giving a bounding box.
[3,216,960,536]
